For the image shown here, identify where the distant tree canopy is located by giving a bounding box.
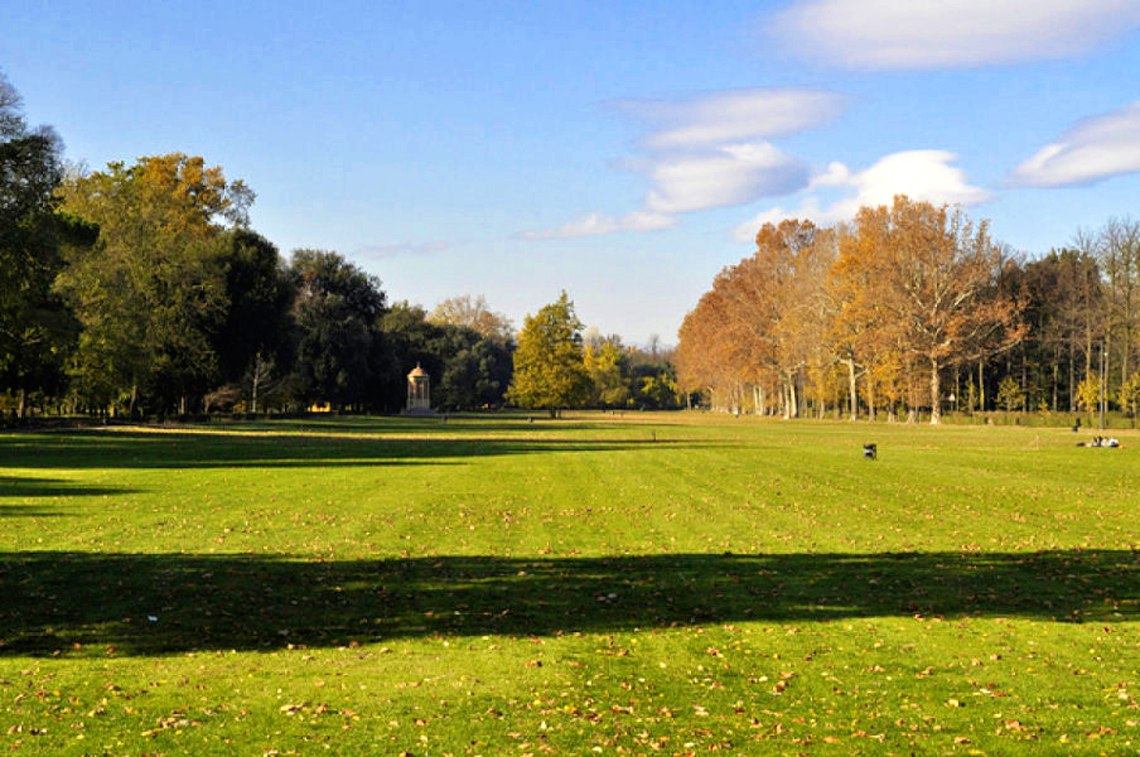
[679,196,1140,425]
[428,294,513,344]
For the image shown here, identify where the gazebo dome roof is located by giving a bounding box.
[408,363,428,379]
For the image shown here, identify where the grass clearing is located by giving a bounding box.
[1,413,1137,754]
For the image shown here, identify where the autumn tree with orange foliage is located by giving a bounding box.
[677,219,836,417]
[679,199,1024,423]
[840,197,1022,423]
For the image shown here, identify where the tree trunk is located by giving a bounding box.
[1101,338,1109,429]
[977,360,985,413]
[1069,346,1076,413]
[953,365,961,417]
[843,358,858,421]
[930,357,942,425]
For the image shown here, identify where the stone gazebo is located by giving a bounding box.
[404,363,434,415]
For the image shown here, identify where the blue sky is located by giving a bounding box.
[4,1,1140,345]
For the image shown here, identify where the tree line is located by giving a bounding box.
[0,73,680,421]
[676,197,1140,425]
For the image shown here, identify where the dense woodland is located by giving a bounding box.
[677,202,1140,424]
[0,74,679,421]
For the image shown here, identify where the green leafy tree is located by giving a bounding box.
[0,73,82,418]
[439,338,512,409]
[626,342,684,410]
[378,302,512,411]
[583,335,631,408]
[507,291,591,418]
[56,154,250,415]
[212,230,295,410]
[996,375,1026,413]
[636,371,684,410]
[288,249,388,411]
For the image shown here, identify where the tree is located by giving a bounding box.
[1076,373,1102,417]
[507,291,591,417]
[996,375,1025,413]
[626,342,683,409]
[288,249,388,411]
[583,333,631,408]
[0,73,81,418]
[676,219,832,417]
[676,283,754,412]
[1117,372,1140,426]
[428,294,513,343]
[56,154,251,415]
[438,337,513,410]
[1019,248,1103,413]
[377,302,513,411]
[843,197,1023,424]
[1097,218,1140,408]
[211,230,295,411]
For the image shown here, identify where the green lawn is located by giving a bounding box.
[1,413,1137,754]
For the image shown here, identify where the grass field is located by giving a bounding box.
[1,412,1137,755]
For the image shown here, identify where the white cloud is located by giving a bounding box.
[734,150,990,240]
[618,88,848,149]
[646,143,809,214]
[520,210,677,240]
[847,150,991,208]
[773,0,1140,70]
[524,88,843,240]
[1009,102,1140,187]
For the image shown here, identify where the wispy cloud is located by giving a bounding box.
[617,88,848,149]
[734,150,990,240]
[524,89,843,240]
[773,0,1140,70]
[646,143,809,214]
[519,211,676,240]
[1008,102,1140,187]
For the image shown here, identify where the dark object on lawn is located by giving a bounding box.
[863,443,877,460]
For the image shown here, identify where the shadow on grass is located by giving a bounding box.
[0,476,135,502]
[1,550,1135,656]
[0,431,734,471]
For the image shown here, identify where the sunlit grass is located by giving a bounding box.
[1,413,1137,754]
